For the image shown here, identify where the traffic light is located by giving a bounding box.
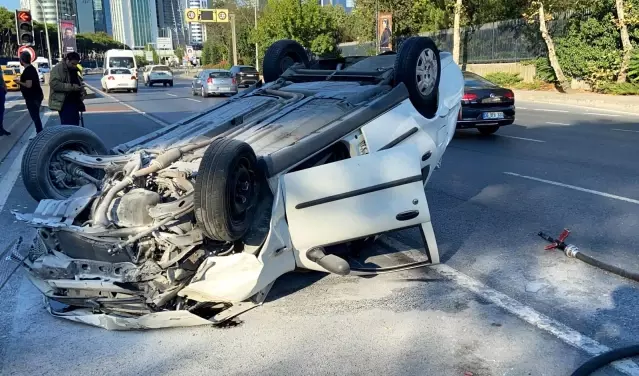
[15,10,34,46]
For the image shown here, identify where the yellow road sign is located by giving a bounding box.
[185,8,199,22]
[198,9,229,23]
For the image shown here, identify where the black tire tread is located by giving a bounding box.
[262,39,310,83]
[478,125,500,135]
[194,138,258,242]
[22,125,108,201]
[393,36,441,119]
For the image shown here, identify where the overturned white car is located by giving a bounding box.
[14,37,463,330]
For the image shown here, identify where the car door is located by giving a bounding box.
[283,143,431,252]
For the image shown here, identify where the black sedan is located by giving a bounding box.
[457,71,515,135]
[230,65,260,88]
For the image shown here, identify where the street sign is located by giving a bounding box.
[17,45,36,62]
[186,46,194,58]
[184,8,229,23]
[156,37,172,50]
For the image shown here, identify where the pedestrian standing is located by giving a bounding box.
[49,52,85,126]
[0,68,10,136]
[14,51,44,133]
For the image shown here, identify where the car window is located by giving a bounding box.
[239,66,257,73]
[209,71,231,78]
[110,68,131,75]
[463,72,498,88]
[153,66,171,72]
[109,57,135,69]
[3,70,14,76]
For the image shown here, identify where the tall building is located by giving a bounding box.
[24,0,76,25]
[156,0,188,47]
[76,0,96,33]
[187,0,206,44]
[93,0,112,34]
[110,0,158,48]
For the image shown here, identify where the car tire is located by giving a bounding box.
[105,88,110,93]
[133,88,138,93]
[201,87,206,97]
[262,39,310,83]
[478,125,500,135]
[169,81,174,87]
[22,125,108,201]
[393,36,441,119]
[194,138,262,242]
[192,86,197,96]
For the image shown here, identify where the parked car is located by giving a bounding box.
[230,65,259,87]
[457,71,515,135]
[14,37,463,330]
[143,64,174,87]
[100,67,138,93]
[191,69,238,97]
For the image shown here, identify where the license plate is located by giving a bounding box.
[118,83,128,86]
[482,112,504,120]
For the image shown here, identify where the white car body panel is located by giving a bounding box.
[101,69,138,91]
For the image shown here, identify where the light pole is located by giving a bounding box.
[34,0,53,65]
[54,0,62,59]
[254,0,259,70]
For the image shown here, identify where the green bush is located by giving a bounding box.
[596,82,639,95]
[484,72,523,86]
[530,58,557,83]
[629,51,639,84]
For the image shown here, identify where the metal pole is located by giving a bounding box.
[35,0,53,65]
[54,0,62,60]
[375,0,379,53]
[254,0,259,69]
[230,13,237,65]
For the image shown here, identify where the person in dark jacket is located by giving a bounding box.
[49,52,86,125]
[14,51,44,133]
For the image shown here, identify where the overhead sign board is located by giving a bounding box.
[184,8,229,23]
[156,37,172,50]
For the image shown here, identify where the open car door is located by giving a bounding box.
[283,143,439,273]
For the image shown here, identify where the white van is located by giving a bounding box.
[103,49,137,73]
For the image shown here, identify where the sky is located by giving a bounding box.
[0,0,19,11]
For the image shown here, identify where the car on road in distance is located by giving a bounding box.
[191,69,238,97]
[230,65,259,87]
[143,64,174,87]
[1,66,19,91]
[457,71,515,135]
[15,37,464,330]
[100,67,138,93]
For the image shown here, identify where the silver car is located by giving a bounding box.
[191,69,238,97]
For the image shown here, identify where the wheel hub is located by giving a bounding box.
[416,48,438,96]
[231,160,254,220]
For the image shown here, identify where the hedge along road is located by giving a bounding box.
[0,83,637,375]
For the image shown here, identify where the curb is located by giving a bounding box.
[513,90,639,116]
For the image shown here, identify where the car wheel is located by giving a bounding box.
[144,79,149,87]
[169,81,174,87]
[478,125,500,135]
[105,87,110,93]
[194,138,262,242]
[133,88,138,93]
[163,82,167,87]
[22,125,108,201]
[262,39,310,83]
[192,86,197,96]
[201,87,206,97]
[393,36,441,119]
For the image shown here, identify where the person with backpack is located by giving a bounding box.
[49,52,86,126]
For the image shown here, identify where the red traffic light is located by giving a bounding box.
[17,11,31,22]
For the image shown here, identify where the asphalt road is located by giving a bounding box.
[0,84,638,376]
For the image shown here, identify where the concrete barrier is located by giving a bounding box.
[463,62,536,82]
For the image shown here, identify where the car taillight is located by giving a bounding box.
[462,93,478,101]
[131,76,136,80]
[504,90,514,100]
[232,77,236,85]
[107,76,114,80]
[207,77,213,84]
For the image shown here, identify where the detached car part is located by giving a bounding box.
[14,37,464,330]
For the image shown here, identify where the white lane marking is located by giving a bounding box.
[166,93,178,97]
[612,128,639,134]
[545,122,570,126]
[532,108,569,113]
[380,236,639,376]
[185,98,201,103]
[84,83,169,127]
[517,101,639,118]
[499,135,545,143]
[517,107,528,109]
[0,111,52,212]
[585,112,621,117]
[504,172,639,205]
